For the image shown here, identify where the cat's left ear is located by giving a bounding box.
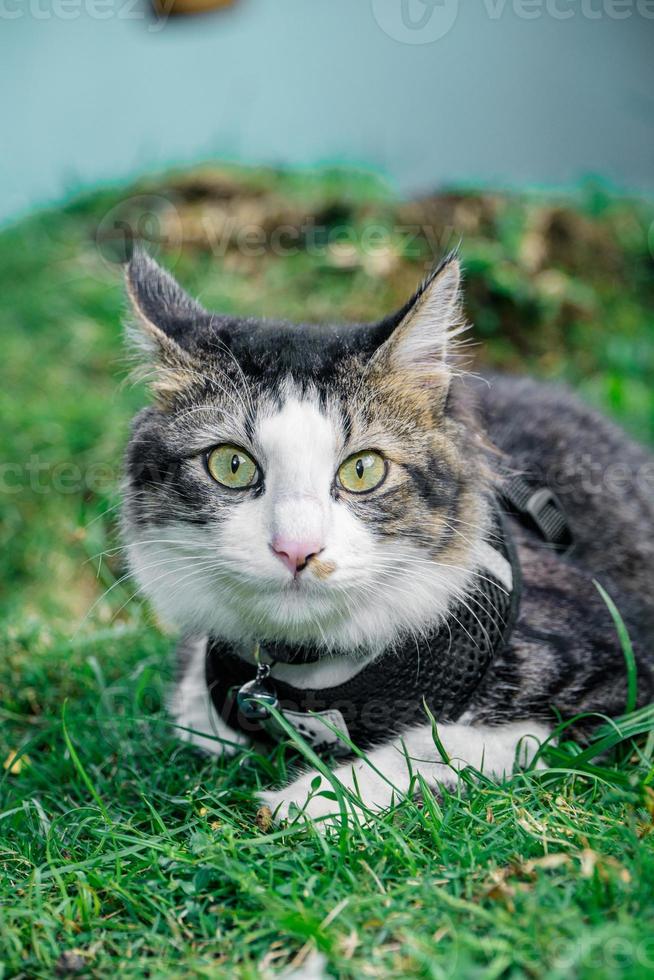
[376,253,465,387]
[125,249,210,364]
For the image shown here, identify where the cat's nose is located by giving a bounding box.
[271,536,323,575]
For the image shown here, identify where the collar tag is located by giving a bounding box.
[236,661,278,722]
[265,707,352,757]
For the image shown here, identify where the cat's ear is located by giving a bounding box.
[125,249,209,364]
[376,253,465,387]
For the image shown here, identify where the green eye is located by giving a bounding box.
[338,451,386,494]
[207,445,259,489]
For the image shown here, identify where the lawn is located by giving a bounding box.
[1,166,653,978]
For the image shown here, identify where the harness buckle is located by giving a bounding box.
[524,486,556,523]
[502,476,573,553]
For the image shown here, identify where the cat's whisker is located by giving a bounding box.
[190,355,255,427]
[354,553,507,633]
[373,551,510,595]
[108,557,228,625]
[83,538,218,565]
[173,389,245,427]
[81,498,124,530]
[77,550,228,632]
[205,333,257,418]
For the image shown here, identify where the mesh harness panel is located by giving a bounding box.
[205,507,522,750]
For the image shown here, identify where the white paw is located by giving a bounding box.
[259,772,339,825]
[257,720,550,827]
[258,763,408,826]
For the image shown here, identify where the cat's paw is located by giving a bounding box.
[259,764,405,826]
[259,772,341,825]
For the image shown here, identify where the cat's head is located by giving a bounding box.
[122,251,490,653]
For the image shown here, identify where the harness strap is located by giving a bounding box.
[501,475,573,553]
[206,502,521,753]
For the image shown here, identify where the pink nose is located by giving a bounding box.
[271,536,323,575]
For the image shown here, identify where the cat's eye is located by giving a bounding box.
[337,451,386,494]
[206,445,260,489]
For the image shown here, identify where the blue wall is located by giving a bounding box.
[1,0,653,224]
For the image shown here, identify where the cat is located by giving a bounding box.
[121,248,654,823]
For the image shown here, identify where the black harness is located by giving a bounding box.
[204,480,573,755]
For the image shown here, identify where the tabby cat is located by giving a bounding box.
[122,250,654,822]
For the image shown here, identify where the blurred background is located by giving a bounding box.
[2,0,654,223]
[0,0,652,734]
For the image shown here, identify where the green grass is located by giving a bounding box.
[1,165,654,978]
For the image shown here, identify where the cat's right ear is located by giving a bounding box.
[125,249,209,365]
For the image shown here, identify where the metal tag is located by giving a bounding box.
[236,662,278,722]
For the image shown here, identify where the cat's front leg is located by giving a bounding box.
[260,719,549,823]
[170,636,250,757]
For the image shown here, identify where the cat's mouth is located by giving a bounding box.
[272,555,337,590]
[280,569,333,593]
[224,567,356,642]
